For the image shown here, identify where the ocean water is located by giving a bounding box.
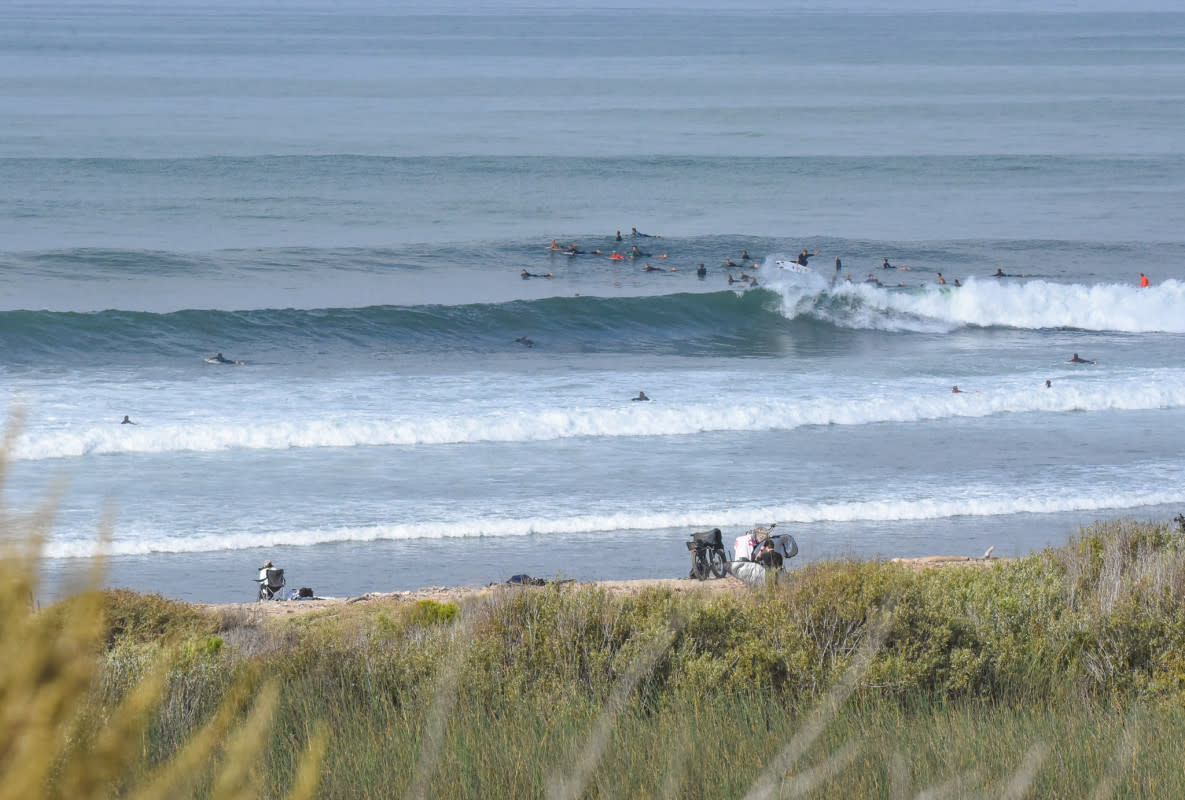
[3,1,1185,602]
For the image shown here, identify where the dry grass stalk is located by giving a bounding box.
[546,618,683,800]
[0,415,325,800]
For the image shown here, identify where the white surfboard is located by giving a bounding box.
[775,260,810,274]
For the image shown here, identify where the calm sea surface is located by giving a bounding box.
[3,2,1184,602]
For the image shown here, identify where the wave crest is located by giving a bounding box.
[768,273,1185,333]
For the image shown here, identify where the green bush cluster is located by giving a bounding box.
[91,519,1185,711]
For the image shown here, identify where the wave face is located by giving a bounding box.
[0,291,782,363]
[5,277,1185,367]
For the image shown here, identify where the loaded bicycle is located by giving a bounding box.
[687,527,728,580]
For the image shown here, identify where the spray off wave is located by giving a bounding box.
[769,275,1185,333]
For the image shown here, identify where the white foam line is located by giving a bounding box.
[14,372,1185,460]
[45,484,1185,558]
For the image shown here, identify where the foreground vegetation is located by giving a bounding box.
[9,515,1185,797]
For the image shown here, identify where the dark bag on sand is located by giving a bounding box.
[297,587,314,598]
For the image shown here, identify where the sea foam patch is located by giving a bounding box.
[13,369,1185,460]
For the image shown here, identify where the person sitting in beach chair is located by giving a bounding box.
[256,560,286,601]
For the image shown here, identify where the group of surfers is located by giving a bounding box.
[541,234,1159,293]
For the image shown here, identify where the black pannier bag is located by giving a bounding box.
[691,528,723,549]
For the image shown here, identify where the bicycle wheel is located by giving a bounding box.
[708,548,728,578]
[690,550,709,580]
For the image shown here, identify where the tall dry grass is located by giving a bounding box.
[0,415,324,799]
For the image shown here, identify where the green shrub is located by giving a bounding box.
[410,599,460,627]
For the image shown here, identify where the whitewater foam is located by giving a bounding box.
[14,369,1185,460]
[46,473,1185,558]
[767,275,1185,333]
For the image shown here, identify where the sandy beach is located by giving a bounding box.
[205,554,1008,619]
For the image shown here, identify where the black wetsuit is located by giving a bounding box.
[756,549,783,568]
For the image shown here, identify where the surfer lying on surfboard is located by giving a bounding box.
[206,352,243,365]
